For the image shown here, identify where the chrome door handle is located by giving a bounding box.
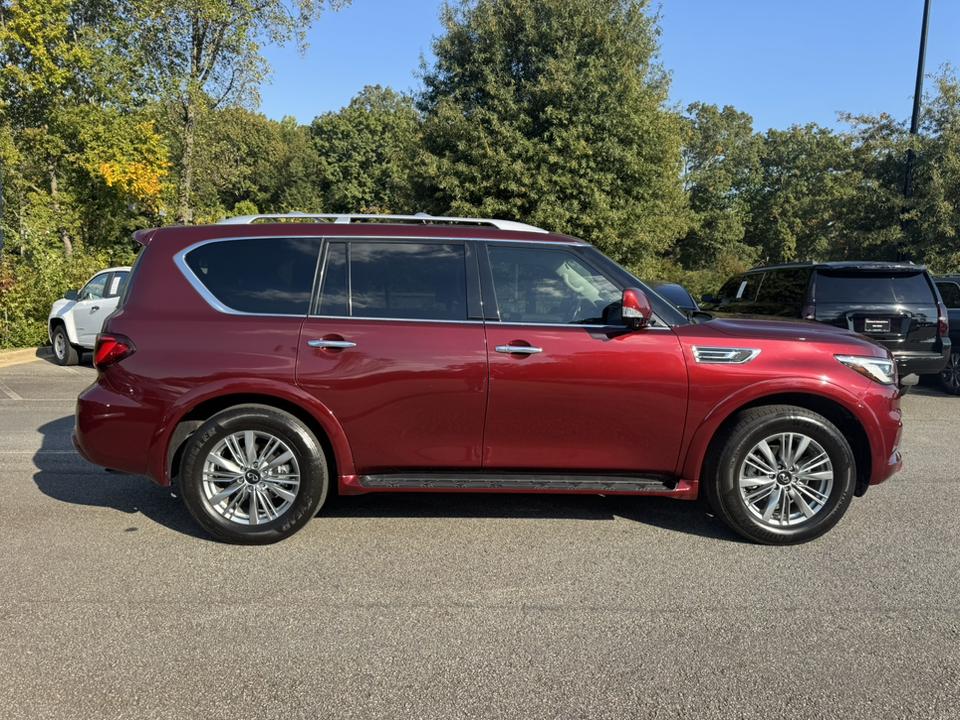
[495,345,542,355]
[308,340,357,349]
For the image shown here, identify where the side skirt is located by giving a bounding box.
[356,473,678,493]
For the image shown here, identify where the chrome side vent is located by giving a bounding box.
[692,346,761,364]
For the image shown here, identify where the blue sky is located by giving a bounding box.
[259,0,959,133]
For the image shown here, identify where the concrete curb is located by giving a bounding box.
[0,346,53,369]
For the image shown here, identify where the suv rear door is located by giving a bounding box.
[297,238,488,473]
[812,269,942,359]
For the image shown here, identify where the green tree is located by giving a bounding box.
[417,0,689,272]
[199,107,322,218]
[133,0,352,224]
[742,124,856,264]
[0,0,168,257]
[905,69,960,269]
[311,85,421,213]
[676,102,760,270]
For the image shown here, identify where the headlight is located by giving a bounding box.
[835,355,896,385]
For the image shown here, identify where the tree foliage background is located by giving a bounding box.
[2,0,960,347]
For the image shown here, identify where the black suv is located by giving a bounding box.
[933,274,960,394]
[701,262,951,387]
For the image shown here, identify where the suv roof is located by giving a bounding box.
[133,213,589,247]
[740,260,924,272]
[217,212,551,234]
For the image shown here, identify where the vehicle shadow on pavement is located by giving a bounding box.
[32,413,740,543]
[32,415,207,540]
[323,490,742,542]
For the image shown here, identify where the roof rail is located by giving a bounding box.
[216,212,548,234]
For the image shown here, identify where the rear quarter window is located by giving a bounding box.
[753,268,811,315]
[936,281,960,309]
[184,237,322,315]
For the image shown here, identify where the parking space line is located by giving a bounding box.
[0,379,23,400]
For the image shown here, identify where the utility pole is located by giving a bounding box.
[903,0,932,202]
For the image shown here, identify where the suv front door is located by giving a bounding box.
[480,244,688,475]
[297,239,488,473]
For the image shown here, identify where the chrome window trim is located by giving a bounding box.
[175,234,599,318]
[307,314,486,325]
[174,236,322,317]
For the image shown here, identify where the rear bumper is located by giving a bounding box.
[73,383,155,478]
[893,338,951,375]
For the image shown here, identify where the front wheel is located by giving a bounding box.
[704,405,856,545]
[939,351,960,395]
[51,325,80,366]
[180,405,328,544]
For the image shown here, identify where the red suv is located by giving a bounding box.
[74,214,903,545]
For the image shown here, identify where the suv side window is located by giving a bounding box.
[79,274,108,301]
[754,268,810,316]
[317,241,468,321]
[487,246,620,324]
[715,272,762,304]
[184,237,321,315]
[936,280,960,309]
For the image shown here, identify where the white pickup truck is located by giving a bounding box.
[47,267,131,365]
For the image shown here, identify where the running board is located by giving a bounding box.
[357,473,677,493]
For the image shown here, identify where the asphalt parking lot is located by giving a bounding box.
[0,352,958,720]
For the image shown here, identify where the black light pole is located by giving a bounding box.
[903,0,932,202]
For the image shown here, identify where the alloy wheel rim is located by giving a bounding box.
[738,432,834,527]
[941,353,960,392]
[201,430,301,526]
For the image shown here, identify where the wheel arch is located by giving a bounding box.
[48,315,79,346]
[163,392,346,490]
[686,392,873,498]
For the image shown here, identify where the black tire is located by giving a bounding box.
[180,405,328,544]
[51,325,80,366]
[703,405,856,545]
[939,351,960,395]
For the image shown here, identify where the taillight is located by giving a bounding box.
[938,301,949,337]
[94,334,136,370]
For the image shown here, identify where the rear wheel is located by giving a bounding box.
[180,405,328,544]
[939,351,960,395]
[51,325,80,366]
[704,405,856,545]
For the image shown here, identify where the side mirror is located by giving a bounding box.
[64,290,79,301]
[701,293,715,303]
[621,287,652,329]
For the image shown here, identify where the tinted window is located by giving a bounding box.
[488,246,620,324]
[936,281,960,309]
[317,242,468,321]
[185,237,321,314]
[715,273,762,303]
[79,274,108,301]
[815,272,934,304]
[105,271,129,299]
[754,269,811,313]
